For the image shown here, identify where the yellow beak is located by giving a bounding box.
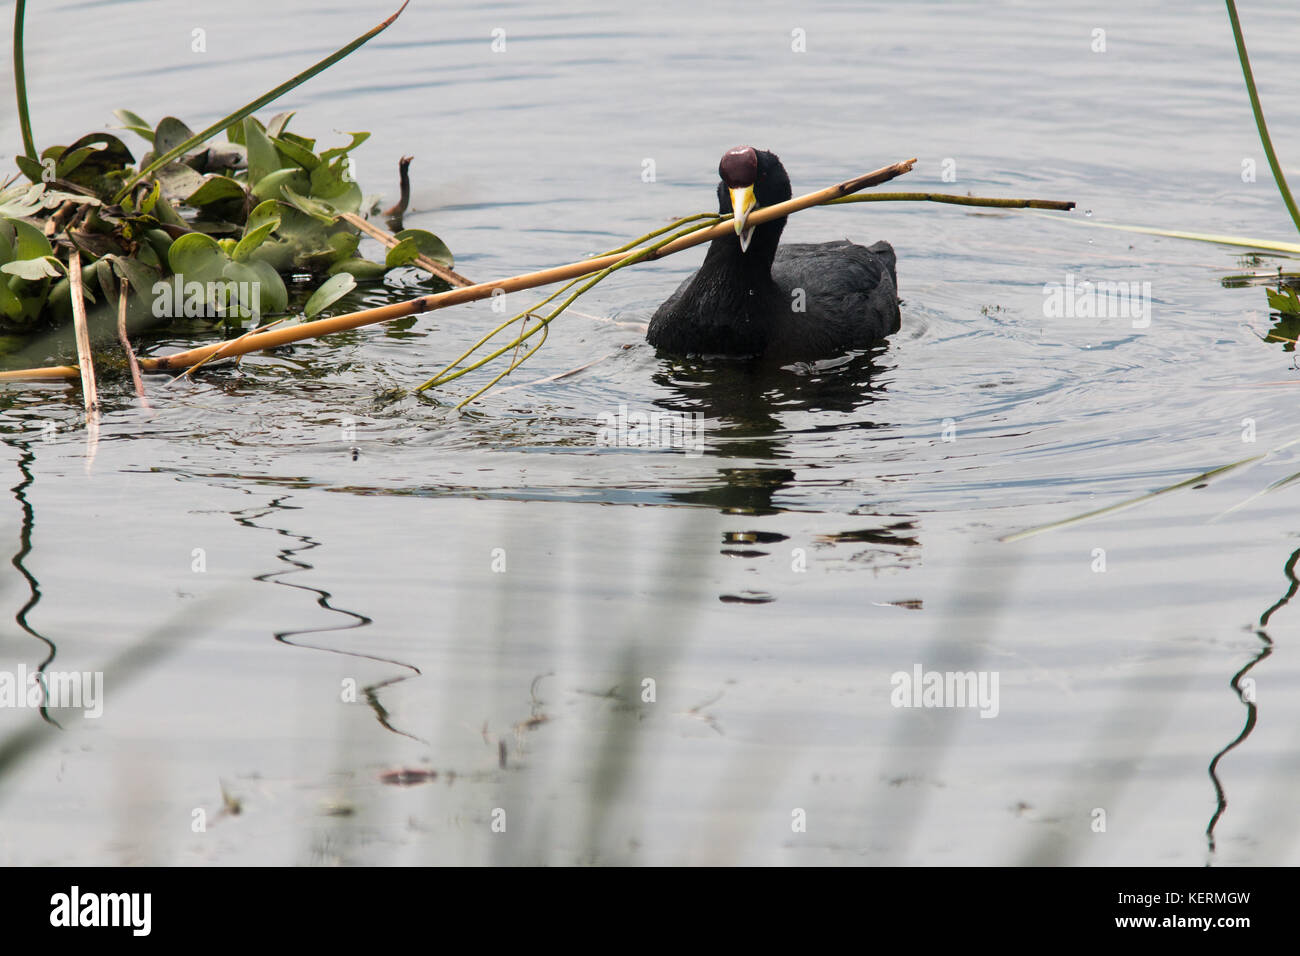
[730,185,758,252]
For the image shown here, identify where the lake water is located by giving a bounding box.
[2,0,1299,865]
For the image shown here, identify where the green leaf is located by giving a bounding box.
[244,115,284,185]
[153,117,196,159]
[1,255,62,280]
[167,231,228,284]
[385,237,420,269]
[304,272,356,317]
[265,111,297,138]
[186,175,248,207]
[245,257,288,314]
[0,280,24,320]
[55,132,135,187]
[394,228,453,268]
[247,239,295,273]
[278,131,317,152]
[154,162,206,205]
[55,145,98,179]
[113,109,154,142]
[251,167,310,203]
[318,131,370,164]
[282,185,341,223]
[0,182,46,218]
[232,200,282,262]
[8,218,53,259]
[309,157,359,201]
[107,254,160,300]
[14,155,47,185]
[1266,287,1300,314]
[271,135,320,171]
[327,257,388,282]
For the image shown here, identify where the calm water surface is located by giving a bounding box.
[2,0,1299,864]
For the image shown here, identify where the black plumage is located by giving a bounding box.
[646,146,901,360]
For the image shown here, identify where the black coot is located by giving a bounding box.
[646,146,900,359]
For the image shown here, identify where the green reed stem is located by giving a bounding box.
[1226,0,1300,235]
[13,0,36,161]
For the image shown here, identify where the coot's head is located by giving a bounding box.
[717,146,792,254]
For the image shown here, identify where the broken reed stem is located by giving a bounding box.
[116,278,151,408]
[828,192,1076,211]
[338,211,474,286]
[67,252,99,420]
[169,315,292,382]
[0,158,920,383]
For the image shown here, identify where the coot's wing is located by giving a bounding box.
[769,240,900,355]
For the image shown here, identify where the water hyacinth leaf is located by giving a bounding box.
[221,259,268,319]
[244,116,284,185]
[251,167,310,203]
[278,131,317,153]
[245,257,288,314]
[55,145,98,180]
[153,117,196,159]
[113,109,154,142]
[394,228,453,268]
[107,254,159,300]
[155,162,207,206]
[318,131,370,165]
[244,199,282,235]
[168,231,228,285]
[327,257,387,282]
[149,193,189,229]
[248,239,295,273]
[0,255,62,280]
[56,132,134,186]
[272,136,319,170]
[304,272,356,317]
[186,175,248,208]
[9,218,53,260]
[327,230,360,261]
[0,281,23,320]
[0,183,45,218]
[14,155,46,185]
[282,185,340,224]
[309,158,359,201]
[232,202,281,262]
[0,221,13,261]
[144,229,174,265]
[265,111,296,139]
[385,237,421,269]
